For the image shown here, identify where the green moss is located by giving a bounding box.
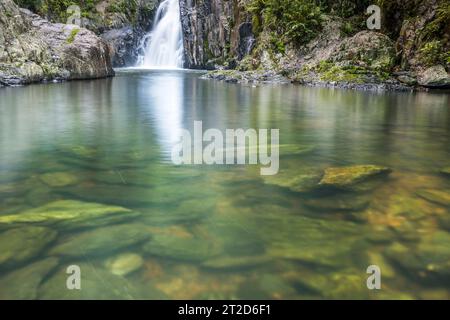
[66,27,79,43]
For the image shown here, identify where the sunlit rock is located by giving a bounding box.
[0,200,140,230]
[105,253,144,276]
[416,189,450,207]
[318,165,392,190]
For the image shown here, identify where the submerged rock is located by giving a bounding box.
[238,274,298,300]
[385,232,450,283]
[105,252,144,276]
[49,224,150,258]
[39,172,78,187]
[416,189,450,207]
[263,169,322,193]
[142,232,222,262]
[318,165,391,190]
[0,257,59,299]
[254,215,365,268]
[0,200,140,230]
[38,263,167,300]
[0,226,57,268]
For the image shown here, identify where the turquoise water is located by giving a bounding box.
[0,69,449,299]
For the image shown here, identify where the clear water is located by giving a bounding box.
[0,69,449,299]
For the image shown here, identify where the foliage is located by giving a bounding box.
[247,0,324,46]
[66,27,79,43]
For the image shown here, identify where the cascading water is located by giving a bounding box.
[137,0,184,69]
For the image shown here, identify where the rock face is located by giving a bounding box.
[179,0,253,69]
[0,0,114,86]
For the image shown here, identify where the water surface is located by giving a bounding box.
[0,70,449,299]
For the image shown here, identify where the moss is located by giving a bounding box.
[66,27,79,44]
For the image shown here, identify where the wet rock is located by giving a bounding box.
[0,257,59,299]
[0,226,57,268]
[38,263,167,300]
[142,232,222,262]
[39,172,78,187]
[202,255,272,270]
[385,232,450,283]
[438,215,450,231]
[0,200,140,230]
[418,65,450,89]
[416,189,450,207]
[49,224,150,258]
[105,252,144,276]
[318,165,391,191]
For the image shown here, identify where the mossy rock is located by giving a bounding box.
[49,224,151,258]
[0,200,140,230]
[318,165,391,191]
[0,226,57,268]
[38,263,167,300]
[0,257,59,299]
[262,169,323,193]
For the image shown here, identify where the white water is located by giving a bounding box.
[137,0,184,69]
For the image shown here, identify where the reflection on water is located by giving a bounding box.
[0,70,449,300]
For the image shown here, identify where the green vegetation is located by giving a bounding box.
[66,27,79,43]
[247,0,323,46]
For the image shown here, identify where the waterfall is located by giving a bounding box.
[137,0,184,69]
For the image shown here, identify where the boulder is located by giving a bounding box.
[0,0,114,86]
[418,65,450,88]
[318,165,392,190]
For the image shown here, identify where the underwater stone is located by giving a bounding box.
[142,233,222,262]
[263,169,322,193]
[39,172,79,187]
[238,274,298,300]
[416,189,450,207]
[38,263,167,300]
[318,165,391,190]
[0,226,57,268]
[49,224,151,258]
[440,167,450,177]
[438,215,450,231]
[0,257,59,299]
[385,232,450,283]
[105,253,144,276]
[0,200,140,230]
